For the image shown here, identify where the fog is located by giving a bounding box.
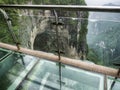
[85,0,120,5]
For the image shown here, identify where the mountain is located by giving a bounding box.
[103,3,120,6]
[87,3,120,66]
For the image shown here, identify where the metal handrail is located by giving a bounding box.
[0,5,120,12]
[0,42,119,78]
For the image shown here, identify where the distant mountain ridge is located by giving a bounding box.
[103,3,120,6]
[87,3,120,65]
[89,3,120,21]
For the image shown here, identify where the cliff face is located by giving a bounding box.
[0,0,88,60]
[18,8,88,60]
[19,9,51,49]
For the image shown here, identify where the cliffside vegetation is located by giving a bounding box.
[0,0,88,60]
[87,3,120,66]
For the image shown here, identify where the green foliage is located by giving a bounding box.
[0,3,19,44]
[0,0,30,4]
[33,0,87,5]
[0,0,88,60]
[88,14,120,65]
[87,49,102,64]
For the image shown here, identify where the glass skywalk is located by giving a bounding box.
[0,5,120,90]
[0,48,120,90]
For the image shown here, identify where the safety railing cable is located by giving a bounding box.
[0,5,120,12]
[53,10,65,90]
[0,9,20,50]
[0,9,25,66]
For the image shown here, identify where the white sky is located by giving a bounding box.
[85,0,120,5]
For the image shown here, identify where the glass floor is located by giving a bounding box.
[17,60,103,90]
[0,48,120,90]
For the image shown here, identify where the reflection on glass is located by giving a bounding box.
[17,60,104,90]
[87,11,120,66]
[1,10,120,66]
[0,48,38,90]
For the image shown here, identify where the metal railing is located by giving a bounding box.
[0,5,120,12]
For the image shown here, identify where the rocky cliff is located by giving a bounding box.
[0,0,88,60]
[19,9,88,60]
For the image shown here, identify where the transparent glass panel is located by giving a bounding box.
[17,60,60,90]
[61,64,104,90]
[87,12,120,67]
[108,76,120,90]
[0,8,120,90]
[17,59,104,90]
[0,48,9,58]
[0,48,38,90]
[1,9,120,67]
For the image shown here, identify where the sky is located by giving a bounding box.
[85,0,120,5]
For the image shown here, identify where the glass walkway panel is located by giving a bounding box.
[0,48,103,90]
[0,48,120,90]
